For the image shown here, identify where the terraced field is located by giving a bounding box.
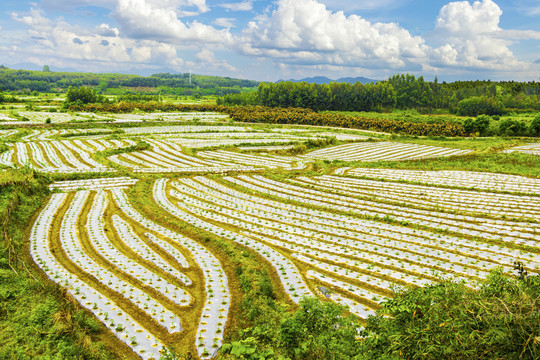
[33,178,229,359]
[1,139,130,172]
[5,111,538,359]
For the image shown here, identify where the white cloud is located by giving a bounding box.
[219,1,254,11]
[9,7,185,71]
[12,7,51,29]
[320,0,403,11]
[214,18,236,28]
[531,6,540,15]
[431,0,526,70]
[238,0,428,69]
[195,48,238,71]
[112,0,231,44]
[96,24,119,37]
[493,29,540,40]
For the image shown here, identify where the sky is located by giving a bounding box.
[1,0,540,82]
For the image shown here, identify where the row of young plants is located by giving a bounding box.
[342,167,540,195]
[28,178,233,359]
[297,175,539,220]
[108,139,262,174]
[3,139,129,173]
[303,141,471,162]
[160,174,537,308]
[234,175,539,249]
[150,174,539,360]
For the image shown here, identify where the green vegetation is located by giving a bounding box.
[217,267,539,360]
[457,96,505,116]
[0,67,258,96]
[96,140,151,158]
[224,106,466,137]
[359,266,539,360]
[64,86,107,106]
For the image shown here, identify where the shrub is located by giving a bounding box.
[278,297,363,360]
[358,266,540,360]
[498,118,528,136]
[462,114,491,135]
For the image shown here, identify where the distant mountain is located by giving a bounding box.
[277,76,379,84]
[336,76,379,84]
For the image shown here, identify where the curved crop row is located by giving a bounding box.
[30,180,231,359]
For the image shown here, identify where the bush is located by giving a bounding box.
[458,96,505,116]
[498,118,528,136]
[530,114,540,136]
[359,266,540,360]
[462,114,491,135]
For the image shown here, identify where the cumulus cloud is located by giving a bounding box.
[11,7,51,29]
[431,0,530,70]
[112,0,231,44]
[6,0,540,79]
[96,24,119,37]
[33,0,231,45]
[238,0,428,69]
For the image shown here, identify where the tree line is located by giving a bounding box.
[218,74,540,115]
[0,66,259,95]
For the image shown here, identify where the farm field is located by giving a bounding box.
[1,108,539,359]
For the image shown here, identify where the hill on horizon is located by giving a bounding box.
[277,76,379,85]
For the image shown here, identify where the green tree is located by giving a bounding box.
[529,114,540,136]
[457,96,505,116]
[65,86,98,105]
[462,114,491,136]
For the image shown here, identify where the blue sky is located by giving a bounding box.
[1,0,539,82]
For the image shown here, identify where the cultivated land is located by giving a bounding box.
[0,102,539,359]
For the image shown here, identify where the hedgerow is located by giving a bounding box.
[68,103,466,137]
